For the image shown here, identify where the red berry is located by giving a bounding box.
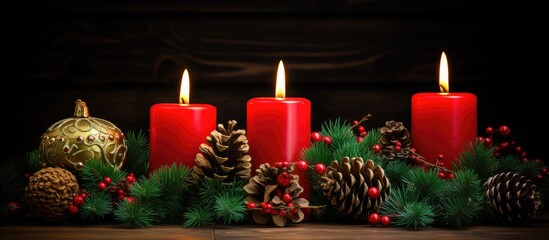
[437,161,445,167]
[447,173,455,180]
[498,125,511,135]
[98,182,107,191]
[352,120,359,126]
[126,175,136,183]
[373,144,382,153]
[277,172,292,187]
[80,193,87,199]
[542,168,548,174]
[124,196,136,204]
[279,210,287,217]
[356,137,363,143]
[311,132,322,142]
[296,160,308,171]
[521,152,527,157]
[103,177,112,185]
[477,137,484,142]
[394,146,401,152]
[521,158,529,163]
[437,154,444,160]
[323,136,333,145]
[367,187,380,199]
[260,202,266,208]
[265,203,272,209]
[368,213,381,226]
[282,193,292,203]
[499,142,509,150]
[535,159,542,165]
[360,132,367,137]
[485,127,494,135]
[380,215,391,227]
[484,138,493,147]
[395,141,402,147]
[69,204,79,215]
[117,189,125,197]
[246,202,256,210]
[73,195,84,206]
[515,146,523,154]
[438,171,446,179]
[536,174,544,181]
[282,161,290,168]
[358,126,365,133]
[315,163,327,175]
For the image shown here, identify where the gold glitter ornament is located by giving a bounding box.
[39,99,127,171]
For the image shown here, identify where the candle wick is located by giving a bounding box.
[439,84,448,93]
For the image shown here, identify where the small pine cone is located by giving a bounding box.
[25,167,79,223]
[192,120,252,183]
[483,172,542,224]
[320,157,390,219]
[244,163,309,227]
[379,120,411,160]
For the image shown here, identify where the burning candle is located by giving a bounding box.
[247,60,311,199]
[411,52,477,168]
[149,69,217,174]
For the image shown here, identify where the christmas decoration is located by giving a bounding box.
[320,157,390,219]
[380,215,391,227]
[25,167,79,222]
[378,120,411,160]
[39,99,127,171]
[192,120,251,183]
[368,212,381,226]
[483,172,542,224]
[244,162,310,227]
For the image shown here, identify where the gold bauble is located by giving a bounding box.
[25,167,79,223]
[39,99,127,171]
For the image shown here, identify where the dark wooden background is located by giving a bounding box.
[5,1,546,160]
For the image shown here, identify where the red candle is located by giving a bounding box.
[411,52,477,169]
[247,60,311,200]
[149,70,217,174]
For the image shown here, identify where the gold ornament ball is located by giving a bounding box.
[25,167,79,223]
[39,99,127,171]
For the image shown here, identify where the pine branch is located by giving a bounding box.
[453,140,496,182]
[517,161,539,179]
[183,204,214,227]
[300,142,333,167]
[398,201,436,229]
[384,161,411,189]
[114,200,157,228]
[149,163,191,192]
[357,127,381,152]
[26,149,41,173]
[79,159,126,192]
[124,130,149,178]
[403,167,449,203]
[320,118,355,149]
[214,191,247,225]
[129,177,162,201]
[440,196,480,228]
[79,191,113,222]
[492,155,521,174]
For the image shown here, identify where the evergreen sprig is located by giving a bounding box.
[383,161,410,189]
[114,200,157,228]
[149,163,191,192]
[129,177,162,201]
[123,130,149,178]
[439,169,482,228]
[399,201,436,229]
[403,167,449,203]
[79,159,126,191]
[454,140,495,182]
[183,205,214,227]
[320,117,354,149]
[80,191,113,222]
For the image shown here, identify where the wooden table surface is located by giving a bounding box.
[2,213,549,240]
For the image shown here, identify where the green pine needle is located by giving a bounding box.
[440,196,480,228]
[517,161,539,179]
[183,204,214,227]
[199,178,225,204]
[129,177,162,201]
[333,142,361,161]
[357,128,381,152]
[149,163,191,192]
[300,142,333,166]
[26,149,42,173]
[384,161,411,188]
[403,167,449,202]
[492,155,521,174]
[124,130,149,178]
[381,187,421,217]
[399,201,436,229]
[114,200,157,228]
[446,169,481,199]
[320,118,355,149]
[79,191,113,222]
[454,140,496,182]
[79,159,126,192]
[214,191,247,225]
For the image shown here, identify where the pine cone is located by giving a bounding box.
[483,172,542,224]
[25,167,79,223]
[244,163,309,227]
[379,120,411,160]
[320,157,390,219]
[192,120,251,183]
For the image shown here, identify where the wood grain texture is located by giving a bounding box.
[4,2,546,159]
[2,213,549,240]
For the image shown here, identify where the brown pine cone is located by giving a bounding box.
[244,163,309,227]
[320,157,390,219]
[483,172,542,224]
[192,120,251,183]
[379,120,411,160]
[25,167,79,223]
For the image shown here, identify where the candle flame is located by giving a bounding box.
[439,52,449,93]
[275,60,285,98]
[180,69,190,104]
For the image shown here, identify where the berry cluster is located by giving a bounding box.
[68,189,89,215]
[311,131,332,145]
[368,212,391,227]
